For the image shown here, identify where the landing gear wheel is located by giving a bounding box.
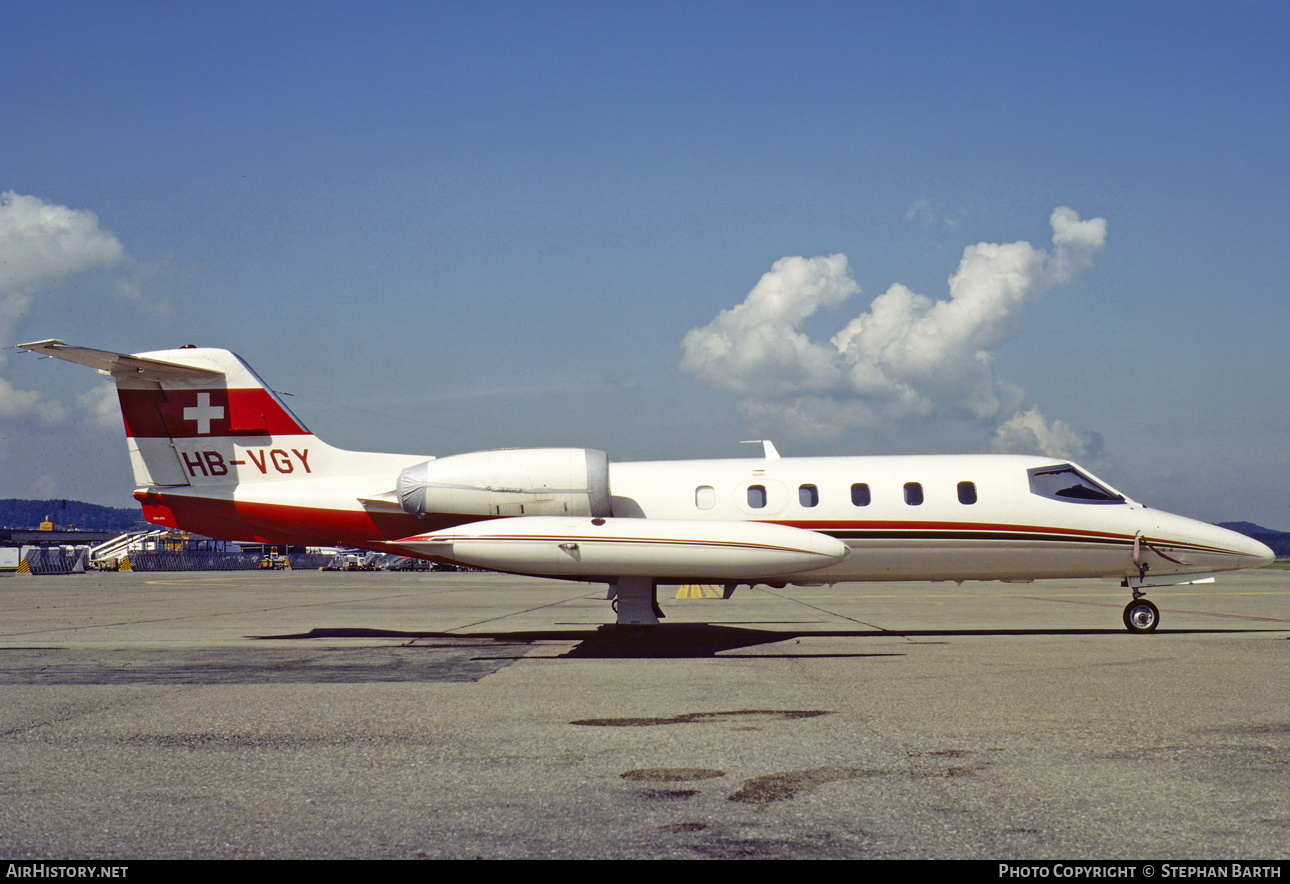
[1123,599,1160,634]
[615,623,656,643]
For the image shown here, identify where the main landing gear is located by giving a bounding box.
[610,577,663,643]
[614,622,656,642]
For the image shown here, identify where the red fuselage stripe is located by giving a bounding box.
[773,518,1129,542]
[134,492,1161,556]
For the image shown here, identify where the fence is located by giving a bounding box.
[19,547,88,574]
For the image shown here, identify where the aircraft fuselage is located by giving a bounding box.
[19,339,1274,635]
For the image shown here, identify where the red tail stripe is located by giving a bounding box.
[118,388,308,438]
[134,492,446,547]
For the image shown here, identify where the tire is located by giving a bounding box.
[1123,599,1160,634]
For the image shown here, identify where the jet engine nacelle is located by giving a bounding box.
[397,448,612,518]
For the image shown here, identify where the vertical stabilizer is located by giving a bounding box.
[19,341,324,489]
[19,340,433,547]
[116,347,322,488]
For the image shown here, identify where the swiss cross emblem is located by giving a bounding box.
[183,392,225,434]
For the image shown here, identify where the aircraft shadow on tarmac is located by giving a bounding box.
[260,623,1275,660]
[9,623,1276,686]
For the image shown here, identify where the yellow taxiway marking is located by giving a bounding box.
[675,584,724,599]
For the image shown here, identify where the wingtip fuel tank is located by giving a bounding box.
[393,516,849,580]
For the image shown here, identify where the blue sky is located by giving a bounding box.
[2,0,1287,528]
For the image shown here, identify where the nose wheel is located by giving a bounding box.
[1123,598,1160,633]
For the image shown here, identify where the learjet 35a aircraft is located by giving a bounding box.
[20,339,1273,639]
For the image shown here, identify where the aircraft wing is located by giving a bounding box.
[17,340,224,380]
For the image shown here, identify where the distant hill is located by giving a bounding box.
[0,499,146,532]
[1218,522,1290,558]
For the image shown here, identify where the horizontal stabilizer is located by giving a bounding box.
[18,340,224,380]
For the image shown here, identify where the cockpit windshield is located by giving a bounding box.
[1027,464,1125,504]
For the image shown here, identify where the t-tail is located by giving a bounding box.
[18,340,429,546]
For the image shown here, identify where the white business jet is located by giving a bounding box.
[20,340,1273,639]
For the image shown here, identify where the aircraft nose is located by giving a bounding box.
[1231,530,1276,568]
[1195,520,1275,569]
[1148,512,1276,572]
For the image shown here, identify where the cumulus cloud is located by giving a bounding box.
[988,407,1102,462]
[77,381,122,430]
[680,254,858,397]
[0,191,130,422]
[0,375,69,425]
[681,207,1108,460]
[0,192,125,294]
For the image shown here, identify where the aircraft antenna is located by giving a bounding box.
[740,440,780,460]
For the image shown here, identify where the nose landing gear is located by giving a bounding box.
[1122,596,1160,633]
[1124,531,1160,633]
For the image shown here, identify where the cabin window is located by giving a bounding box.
[903,482,924,505]
[1027,465,1125,504]
[957,481,977,505]
[851,483,871,506]
[695,485,716,510]
[799,484,819,507]
[747,484,767,508]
